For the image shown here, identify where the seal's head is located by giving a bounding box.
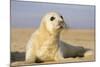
[40,12,65,34]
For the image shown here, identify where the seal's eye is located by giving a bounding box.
[50,16,55,21]
[60,16,63,19]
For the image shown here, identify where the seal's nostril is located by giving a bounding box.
[58,21,64,26]
[59,20,64,23]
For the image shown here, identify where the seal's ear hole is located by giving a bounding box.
[50,16,55,21]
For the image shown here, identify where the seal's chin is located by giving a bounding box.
[59,25,64,29]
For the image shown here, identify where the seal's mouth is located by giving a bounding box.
[57,22,64,29]
[59,25,64,29]
[56,24,64,30]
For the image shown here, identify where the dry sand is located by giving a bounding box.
[11,28,95,66]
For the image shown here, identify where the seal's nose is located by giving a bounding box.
[59,20,64,25]
[59,20,64,23]
[58,20,64,27]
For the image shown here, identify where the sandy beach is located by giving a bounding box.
[11,28,95,66]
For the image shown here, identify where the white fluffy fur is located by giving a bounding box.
[25,12,65,63]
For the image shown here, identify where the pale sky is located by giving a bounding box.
[11,0,95,29]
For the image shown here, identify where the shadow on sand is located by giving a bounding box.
[11,52,25,62]
[11,41,90,63]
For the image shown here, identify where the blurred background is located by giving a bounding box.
[11,0,95,29]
